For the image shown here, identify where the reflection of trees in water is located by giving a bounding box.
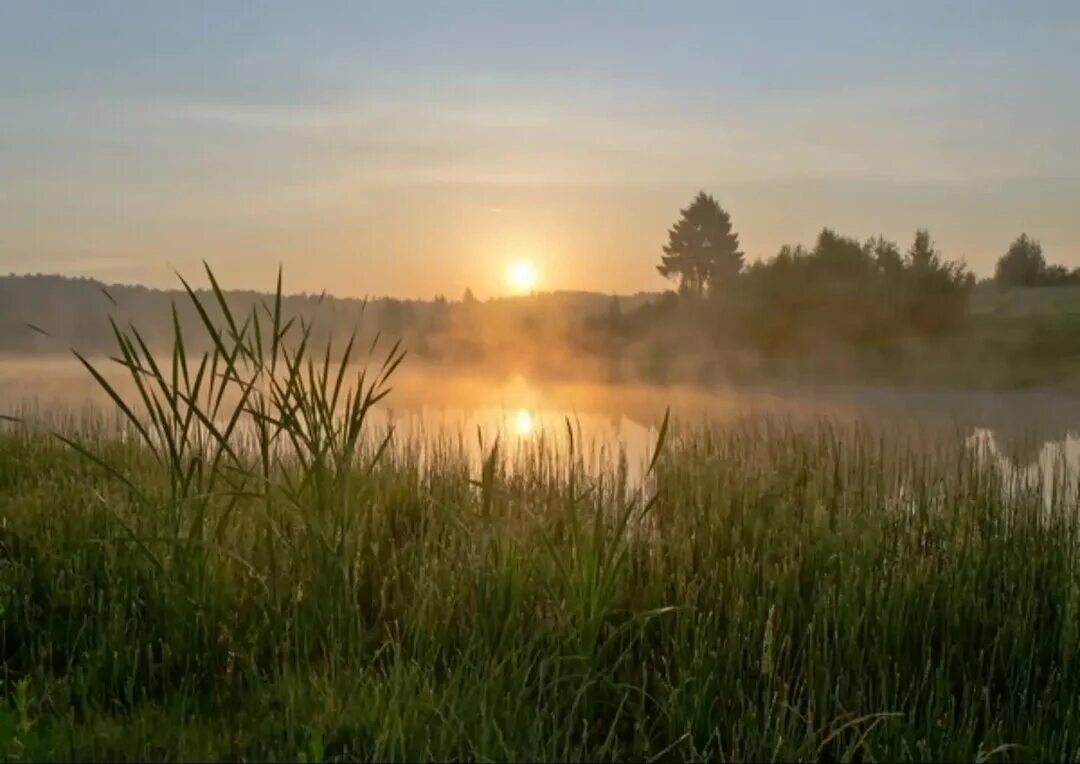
[10,356,1080,463]
[989,431,1048,472]
[506,382,1080,449]
[972,397,1080,471]
[839,389,1080,471]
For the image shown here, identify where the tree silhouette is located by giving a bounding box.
[907,229,940,272]
[658,191,743,297]
[995,234,1046,287]
[903,229,972,337]
[869,236,904,278]
[1041,264,1080,286]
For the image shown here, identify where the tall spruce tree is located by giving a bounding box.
[658,191,743,297]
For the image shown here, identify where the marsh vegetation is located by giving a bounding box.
[2,270,1080,761]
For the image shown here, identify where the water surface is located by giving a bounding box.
[3,356,1080,480]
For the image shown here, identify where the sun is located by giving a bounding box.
[507,259,539,294]
[513,408,535,436]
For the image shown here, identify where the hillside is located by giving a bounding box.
[3,273,1080,390]
[0,272,660,357]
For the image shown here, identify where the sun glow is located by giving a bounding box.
[507,260,539,294]
[513,408,535,436]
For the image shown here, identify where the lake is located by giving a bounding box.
[3,356,1080,484]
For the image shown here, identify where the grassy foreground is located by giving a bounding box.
[2,417,1078,762]
[2,269,1080,761]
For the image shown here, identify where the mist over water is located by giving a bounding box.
[4,355,1080,482]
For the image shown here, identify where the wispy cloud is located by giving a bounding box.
[139,73,1076,190]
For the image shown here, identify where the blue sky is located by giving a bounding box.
[2,1,1078,297]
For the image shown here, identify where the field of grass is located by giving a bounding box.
[971,284,1080,319]
[3,271,1080,761]
[873,285,1080,390]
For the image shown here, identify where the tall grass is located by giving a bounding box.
[1,268,1079,761]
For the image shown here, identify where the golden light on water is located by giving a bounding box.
[508,260,539,294]
[513,408,535,436]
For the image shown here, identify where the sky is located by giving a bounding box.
[2,1,1079,299]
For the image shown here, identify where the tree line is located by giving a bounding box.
[652,192,975,357]
[649,191,1077,355]
[2,194,1073,387]
[994,233,1080,287]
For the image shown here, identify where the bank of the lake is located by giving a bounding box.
[1,413,1079,761]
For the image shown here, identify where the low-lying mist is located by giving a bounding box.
[3,256,1080,473]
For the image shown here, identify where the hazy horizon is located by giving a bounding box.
[3,1,1080,299]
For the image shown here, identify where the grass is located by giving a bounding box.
[2,267,1080,761]
[852,285,1080,389]
[971,284,1080,319]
